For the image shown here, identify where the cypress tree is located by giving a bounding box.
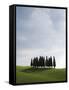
[53,56,56,68]
[35,57,38,68]
[30,59,33,67]
[49,56,52,68]
[46,56,49,67]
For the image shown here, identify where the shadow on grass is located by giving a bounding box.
[18,67,52,73]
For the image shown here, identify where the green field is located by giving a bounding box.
[16,66,66,84]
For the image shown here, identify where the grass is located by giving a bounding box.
[16,66,66,84]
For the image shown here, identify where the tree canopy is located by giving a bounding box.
[30,56,56,68]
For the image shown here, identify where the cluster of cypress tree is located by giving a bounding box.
[30,56,56,68]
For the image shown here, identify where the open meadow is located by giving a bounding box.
[16,66,66,84]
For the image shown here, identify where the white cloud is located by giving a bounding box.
[16,7,66,68]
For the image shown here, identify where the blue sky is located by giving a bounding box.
[16,6,66,68]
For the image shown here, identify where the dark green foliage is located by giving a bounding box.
[39,56,42,67]
[46,56,49,67]
[30,59,33,67]
[33,58,36,67]
[53,56,56,68]
[48,56,52,67]
[34,57,39,67]
[39,56,45,67]
[31,56,56,68]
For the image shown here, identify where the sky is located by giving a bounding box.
[16,6,66,68]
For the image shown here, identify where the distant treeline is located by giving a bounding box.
[30,56,56,68]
